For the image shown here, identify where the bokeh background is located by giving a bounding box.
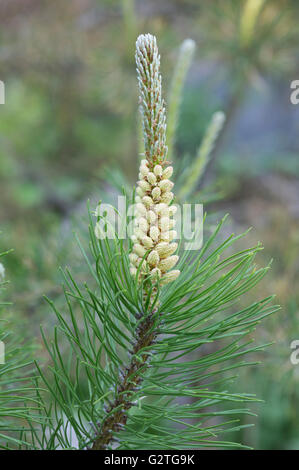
[0,0,299,449]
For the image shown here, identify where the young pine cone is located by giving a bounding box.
[130,34,180,302]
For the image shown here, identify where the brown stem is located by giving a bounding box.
[91,311,158,450]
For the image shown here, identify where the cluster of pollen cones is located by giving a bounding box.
[129,159,180,287]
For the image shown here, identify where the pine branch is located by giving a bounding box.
[16,33,279,451]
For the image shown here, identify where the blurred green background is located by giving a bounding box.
[0,0,299,449]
